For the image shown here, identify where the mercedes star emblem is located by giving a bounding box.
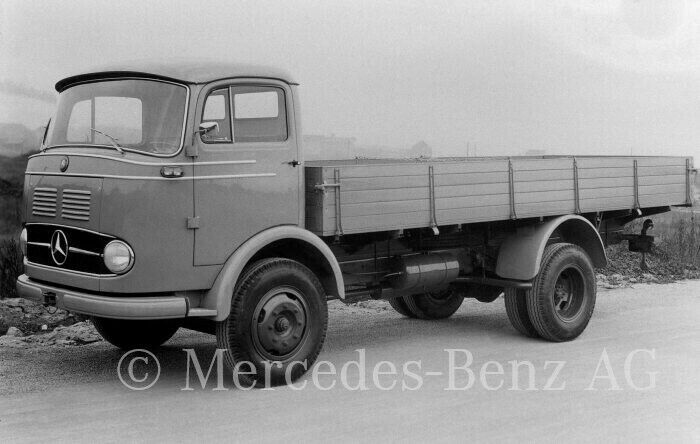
[50,230,68,266]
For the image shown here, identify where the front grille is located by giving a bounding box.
[61,189,91,221]
[25,224,114,275]
[32,187,58,217]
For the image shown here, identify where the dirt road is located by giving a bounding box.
[2,282,699,442]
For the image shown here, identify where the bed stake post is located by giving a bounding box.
[633,159,640,210]
[508,159,517,220]
[428,165,439,235]
[686,158,693,205]
[333,168,343,239]
[573,157,581,214]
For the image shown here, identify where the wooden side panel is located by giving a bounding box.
[304,156,691,236]
[511,158,576,218]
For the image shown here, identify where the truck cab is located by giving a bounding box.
[21,62,304,293]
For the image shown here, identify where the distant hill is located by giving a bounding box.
[0,123,42,156]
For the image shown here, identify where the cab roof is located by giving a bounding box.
[55,59,297,92]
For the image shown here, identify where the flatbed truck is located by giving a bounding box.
[16,61,695,385]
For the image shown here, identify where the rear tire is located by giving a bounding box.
[388,296,417,318]
[526,243,597,342]
[504,288,540,338]
[92,317,180,350]
[216,258,328,387]
[403,288,464,319]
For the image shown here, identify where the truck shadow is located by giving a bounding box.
[113,300,529,388]
[2,300,536,394]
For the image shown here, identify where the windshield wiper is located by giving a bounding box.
[89,128,124,154]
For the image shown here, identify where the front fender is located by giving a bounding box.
[202,225,344,321]
[496,215,607,281]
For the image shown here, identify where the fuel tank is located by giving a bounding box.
[388,252,460,293]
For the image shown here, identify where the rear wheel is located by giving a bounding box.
[92,317,180,350]
[504,288,540,338]
[403,288,464,319]
[388,296,417,318]
[526,243,597,342]
[216,258,328,387]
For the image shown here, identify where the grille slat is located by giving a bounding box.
[62,214,91,221]
[34,188,58,195]
[32,188,57,217]
[62,199,90,205]
[63,205,85,212]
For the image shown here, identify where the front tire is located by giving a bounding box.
[526,243,597,342]
[216,258,328,387]
[92,317,180,349]
[403,288,464,319]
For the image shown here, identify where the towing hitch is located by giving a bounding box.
[42,291,57,307]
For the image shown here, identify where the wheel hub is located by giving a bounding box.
[552,267,585,321]
[424,289,454,305]
[275,317,291,332]
[554,279,571,310]
[253,290,307,358]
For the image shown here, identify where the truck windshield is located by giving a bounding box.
[46,79,188,156]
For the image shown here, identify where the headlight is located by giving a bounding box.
[103,240,134,274]
[19,228,27,256]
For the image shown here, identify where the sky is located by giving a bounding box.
[1,0,699,159]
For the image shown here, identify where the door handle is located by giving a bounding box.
[287,160,301,167]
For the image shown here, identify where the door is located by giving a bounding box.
[193,80,300,266]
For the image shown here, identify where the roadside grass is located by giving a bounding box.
[0,153,29,237]
[0,239,23,299]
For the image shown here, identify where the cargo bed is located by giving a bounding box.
[305,156,693,237]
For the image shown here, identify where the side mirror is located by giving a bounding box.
[198,121,219,135]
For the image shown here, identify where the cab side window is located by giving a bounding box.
[201,88,232,143]
[232,86,287,143]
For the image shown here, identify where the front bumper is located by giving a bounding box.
[16,274,214,320]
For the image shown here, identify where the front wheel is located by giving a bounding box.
[526,243,597,342]
[216,258,328,387]
[92,317,180,349]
